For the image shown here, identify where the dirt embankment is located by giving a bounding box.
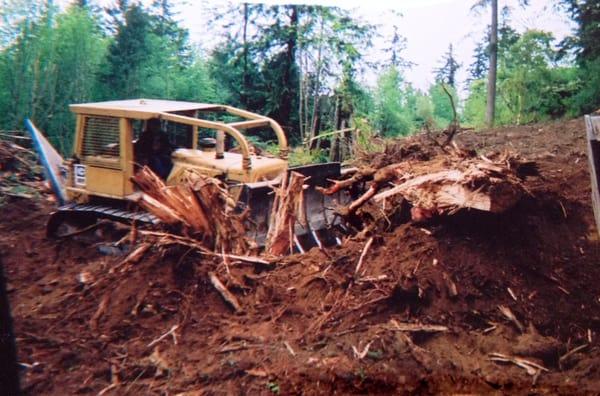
[2,118,600,395]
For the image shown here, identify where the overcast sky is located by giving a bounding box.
[178,0,574,93]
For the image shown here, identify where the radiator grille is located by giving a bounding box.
[82,116,120,160]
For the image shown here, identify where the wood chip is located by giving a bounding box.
[89,294,110,331]
[498,305,524,333]
[507,287,517,301]
[245,369,268,377]
[209,272,243,313]
[489,352,549,376]
[355,237,374,276]
[389,319,449,333]
[559,343,588,364]
[147,324,179,348]
[558,286,570,295]
[352,340,374,360]
[120,243,151,266]
[284,341,296,357]
[483,325,497,334]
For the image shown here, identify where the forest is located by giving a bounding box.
[0,0,598,157]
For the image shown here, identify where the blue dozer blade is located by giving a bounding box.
[24,118,66,205]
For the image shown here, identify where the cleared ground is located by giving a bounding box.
[2,118,600,394]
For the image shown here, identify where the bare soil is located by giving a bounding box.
[2,118,600,395]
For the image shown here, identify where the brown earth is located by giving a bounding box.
[2,118,600,395]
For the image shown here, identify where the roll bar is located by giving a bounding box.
[221,105,289,160]
[158,107,289,170]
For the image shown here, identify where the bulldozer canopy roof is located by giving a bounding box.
[70,99,222,119]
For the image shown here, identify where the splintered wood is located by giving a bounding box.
[132,166,249,254]
[264,171,307,256]
[131,167,308,257]
[321,148,535,223]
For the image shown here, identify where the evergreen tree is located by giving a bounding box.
[150,0,191,68]
[434,44,460,87]
[468,24,519,82]
[468,40,488,82]
[373,67,414,137]
[560,0,600,113]
[100,3,152,98]
[0,2,105,152]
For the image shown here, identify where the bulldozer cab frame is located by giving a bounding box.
[66,99,289,202]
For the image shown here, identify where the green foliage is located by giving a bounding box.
[414,94,435,127]
[569,59,600,114]
[0,0,592,161]
[0,3,106,153]
[353,116,382,153]
[372,67,414,136]
[560,0,600,61]
[288,146,329,166]
[429,83,458,127]
[266,381,280,395]
[559,0,600,113]
[100,4,152,98]
[464,28,579,126]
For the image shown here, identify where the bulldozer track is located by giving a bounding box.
[47,202,160,237]
[56,202,160,224]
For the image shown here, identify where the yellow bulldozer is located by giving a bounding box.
[26,99,346,251]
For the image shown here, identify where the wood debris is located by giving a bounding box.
[507,287,518,301]
[489,352,549,376]
[132,166,249,254]
[119,243,151,266]
[498,305,525,333]
[559,343,588,367]
[354,237,374,276]
[209,271,243,313]
[265,171,307,256]
[320,149,535,226]
[89,293,110,331]
[284,341,296,357]
[389,319,449,333]
[147,324,179,347]
[0,139,45,199]
[352,340,374,360]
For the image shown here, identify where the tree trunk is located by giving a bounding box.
[298,52,304,142]
[330,93,341,162]
[279,5,298,134]
[309,16,325,150]
[485,0,498,128]
[242,3,249,108]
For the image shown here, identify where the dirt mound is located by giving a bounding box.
[0,139,49,203]
[2,118,600,394]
